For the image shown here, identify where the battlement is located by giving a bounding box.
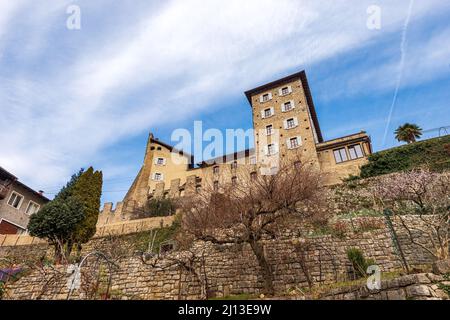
[98,201,126,226]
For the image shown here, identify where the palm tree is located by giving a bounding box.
[394,123,423,144]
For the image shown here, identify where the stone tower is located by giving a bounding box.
[244,71,323,168]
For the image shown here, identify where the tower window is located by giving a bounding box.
[290,137,299,149]
[264,108,272,118]
[266,125,273,136]
[283,101,293,112]
[250,172,257,180]
[267,144,275,155]
[153,173,163,181]
[213,181,219,191]
[231,176,237,185]
[281,87,289,95]
[286,118,296,129]
[262,94,270,102]
[156,157,165,165]
[231,161,238,170]
[213,166,219,174]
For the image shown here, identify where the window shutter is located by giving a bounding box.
[294,117,299,127]
[281,103,286,112]
[297,136,303,146]
[261,110,266,119]
[283,119,288,129]
[268,93,273,100]
[152,173,156,180]
[163,158,167,165]
[291,100,295,109]
[270,107,274,116]
[288,86,292,94]
[278,88,283,96]
[259,95,264,103]
[160,173,164,180]
[263,145,269,156]
[154,158,158,165]
[273,143,279,154]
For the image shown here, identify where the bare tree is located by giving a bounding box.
[370,169,450,261]
[180,157,326,295]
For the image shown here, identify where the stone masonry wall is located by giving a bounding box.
[3,215,445,300]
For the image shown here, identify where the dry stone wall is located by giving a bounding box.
[4,215,445,300]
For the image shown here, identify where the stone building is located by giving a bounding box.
[99,70,372,224]
[0,167,49,234]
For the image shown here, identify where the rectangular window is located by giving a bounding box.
[7,191,24,209]
[290,137,299,149]
[262,94,269,102]
[250,156,257,165]
[333,148,348,164]
[231,161,238,170]
[284,101,292,111]
[250,172,257,180]
[213,166,219,174]
[266,125,273,136]
[213,181,219,191]
[156,157,165,165]
[294,161,302,169]
[348,144,364,160]
[231,176,237,185]
[25,201,40,215]
[267,144,275,155]
[286,118,295,129]
[281,87,289,95]
[264,108,272,118]
[154,173,163,181]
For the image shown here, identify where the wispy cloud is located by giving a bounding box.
[0,0,449,201]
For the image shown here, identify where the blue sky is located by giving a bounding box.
[0,0,449,205]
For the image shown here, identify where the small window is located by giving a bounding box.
[262,94,270,102]
[290,137,299,149]
[250,172,257,180]
[250,156,257,165]
[294,161,301,169]
[267,144,275,155]
[150,146,155,150]
[213,181,219,191]
[231,176,237,185]
[266,125,273,136]
[196,186,202,193]
[284,101,293,112]
[154,173,163,181]
[25,201,40,215]
[334,148,348,164]
[231,161,238,170]
[157,147,162,151]
[281,87,289,95]
[213,166,219,174]
[348,144,364,160]
[156,157,165,165]
[7,192,24,209]
[286,118,295,129]
[264,108,272,118]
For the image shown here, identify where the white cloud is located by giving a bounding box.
[0,0,448,199]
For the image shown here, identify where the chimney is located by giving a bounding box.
[38,190,44,196]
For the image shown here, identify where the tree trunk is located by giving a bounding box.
[249,240,274,296]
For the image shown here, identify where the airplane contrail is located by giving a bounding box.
[382,0,415,146]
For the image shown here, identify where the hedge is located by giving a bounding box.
[359,135,450,178]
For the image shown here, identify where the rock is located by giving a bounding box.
[406,285,431,297]
[386,289,406,300]
[432,259,450,275]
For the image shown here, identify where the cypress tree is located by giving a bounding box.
[71,167,103,251]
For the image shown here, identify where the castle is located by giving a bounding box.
[99,70,372,225]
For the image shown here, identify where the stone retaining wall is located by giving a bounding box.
[2,215,446,300]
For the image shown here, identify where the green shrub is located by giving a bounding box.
[346,248,375,279]
[360,136,450,178]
